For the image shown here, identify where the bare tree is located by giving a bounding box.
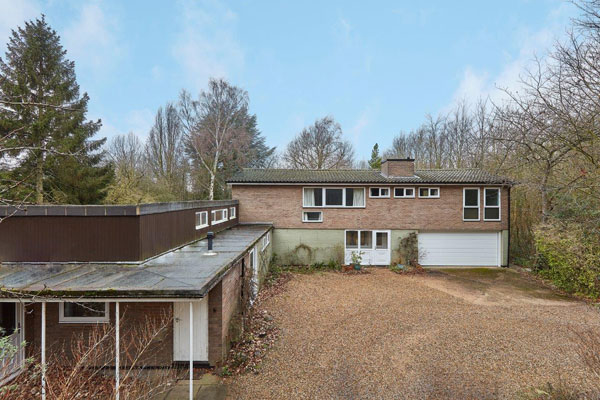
[179,79,251,200]
[282,116,355,169]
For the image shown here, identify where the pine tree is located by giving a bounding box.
[0,15,113,204]
[369,143,382,169]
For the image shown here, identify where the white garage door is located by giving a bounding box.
[418,232,501,266]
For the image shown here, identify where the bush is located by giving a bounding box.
[534,221,600,299]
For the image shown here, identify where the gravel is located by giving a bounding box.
[227,269,600,399]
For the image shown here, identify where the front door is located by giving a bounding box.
[173,299,208,362]
[0,302,25,383]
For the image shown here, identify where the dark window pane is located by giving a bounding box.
[346,231,358,248]
[463,208,479,220]
[314,188,323,206]
[325,188,343,205]
[485,189,499,206]
[370,188,379,197]
[406,188,414,196]
[0,303,16,336]
[419,188,428,197]
[394,188,404,197]
[304,212,321,221]
[376,232,388,249]
[485,208,500,220]
[360,231,372,249]
[346,188,354,206]
[64,302,106,318]
[464,189,479,206]
[430,188,439,197]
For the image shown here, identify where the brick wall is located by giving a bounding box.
[25,302,173,367]
[233,185,508,231]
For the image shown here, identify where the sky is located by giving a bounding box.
[0,0,579,161]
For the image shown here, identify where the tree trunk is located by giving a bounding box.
[35,151,44,204]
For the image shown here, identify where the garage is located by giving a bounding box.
[418,232,501,266]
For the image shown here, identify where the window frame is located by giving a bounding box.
[463,187,481,221]
[302,211,323,223]
[302,187,366,208]
[195,211,208,230]
[418,187,440,198]
[369,187,391,198]
[261,231,271,251]
[211,208,228,225]
[393,187,415,198]
[229,206,236,220]
[483,187,501,221]
[59,302,109,324]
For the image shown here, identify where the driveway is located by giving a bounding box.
[227,268,600,400]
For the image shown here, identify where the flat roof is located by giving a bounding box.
[0,224,271,299]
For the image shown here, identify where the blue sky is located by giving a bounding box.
[0,0,577,160]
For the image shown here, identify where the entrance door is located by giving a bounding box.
[372,231,391,265]
[173,299,208,362]
[344,230,391,265]
[0,302,25,383]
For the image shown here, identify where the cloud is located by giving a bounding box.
[0,0,40,54]
[62,3,122,74]
[172,0,244,91]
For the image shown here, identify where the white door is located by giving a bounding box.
[173,298,208,362]
[372,231,391,265]
[418,232,501,266]
[0,302,25,383]
[344,230,391,266]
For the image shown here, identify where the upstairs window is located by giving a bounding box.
[195,211,208,229]
[484,188,501,221]
[303,187,365,207]
[463,188,480,221]
[302,211,323,222]
[393,187,415,198]
[211,209,228,225]
[418,187,440,198]
[369,187,390,198]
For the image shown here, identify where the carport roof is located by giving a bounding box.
[0,224,271,299]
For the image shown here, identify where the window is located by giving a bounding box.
[346,230,378,250]
[369,187,390,198]
[302,211,322,222]
[211,209,228,225]
[376,232,388,249]
[262,231,270,251]
[195,211,208,229]
[229,207,236,219]
[303,187,365,207]
[345,230,358,249]
[393,187,415,198]
[418,187,440,198]
[463,188,480,221]
[360,230,373,249]
[59,302,109,324]
[484,188,501,221]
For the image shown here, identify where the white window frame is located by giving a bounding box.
[302,211,323,223]
[393,187,415,198]
[211,208,228,225]
[418,187,440,198]
[483,187,501,221]
[463,187,480,221]
[262,231,271,251]
[302,187,366,208]
[229,206,236,220]
[195,211,208,230]
[59,302,109,324]
[369,187,391,198]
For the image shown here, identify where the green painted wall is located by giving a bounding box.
[273,229,345,265]
[390,230,418,264]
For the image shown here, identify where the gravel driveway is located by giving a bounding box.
[227,268,600,400]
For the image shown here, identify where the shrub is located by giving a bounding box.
[534,221,600,299]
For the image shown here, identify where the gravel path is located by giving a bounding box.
[227,269,600,399]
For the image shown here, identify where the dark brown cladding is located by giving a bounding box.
[0,201,238,263]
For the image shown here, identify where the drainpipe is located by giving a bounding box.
[41,302,46,400]
[115,302,120,400]
[506,186,511,268]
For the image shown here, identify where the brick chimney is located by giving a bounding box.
[381,158,415,177]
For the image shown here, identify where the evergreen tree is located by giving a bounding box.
[369,143,382,169]
[0,15,112,204]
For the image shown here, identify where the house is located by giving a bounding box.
[229,158,512,267]
[0,201,272,396]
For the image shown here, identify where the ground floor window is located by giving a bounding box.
[344,230,391,265]
[59,302,109,324]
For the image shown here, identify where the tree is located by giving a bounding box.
[0,15,112,204]
[282,116,354,169]
[145,103,187,200]
[180,79,255,200]
[368,143,382,169]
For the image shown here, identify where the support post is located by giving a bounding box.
[189,301,193,400]
[115,302,120,400]
[41,302,46,400]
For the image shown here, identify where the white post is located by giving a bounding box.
[41,302,46,400]
[115,302,120,400]
[189,301,193,400]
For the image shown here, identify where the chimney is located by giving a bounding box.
[204,231,217,256]
[381,158,415,177]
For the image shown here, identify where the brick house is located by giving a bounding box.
[0,201,272,396]
[229,158,512,267]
